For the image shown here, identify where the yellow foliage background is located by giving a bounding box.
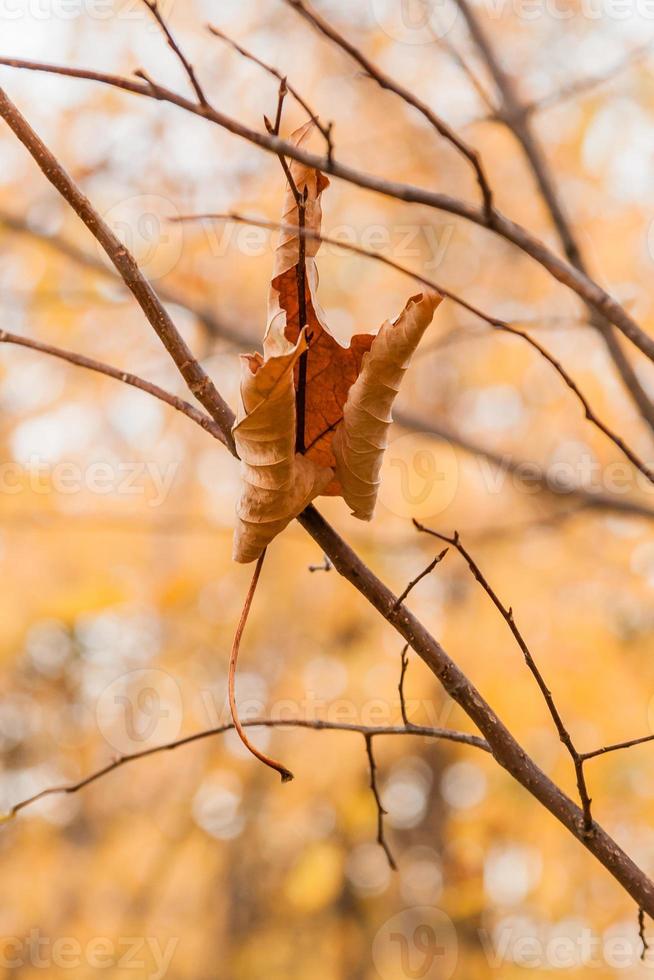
[1,2,654,977]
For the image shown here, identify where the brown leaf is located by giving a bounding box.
[332,290,442,519]
[233,123,442,561]
[264,122,375,489]
[232,331,332,563]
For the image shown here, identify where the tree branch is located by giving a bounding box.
[0,88,236,452]
[2,58,653,365]
[8,204,654,525]
[4,45,654,915]
[364,733,397,870]
[0,329,225,441]
[414,522,594,832]
[140,0,207,105]
[453,0,654,435]
[298,503,654,913]
[207,23,333,157]
[2,718,489,821]
[282,0,494,219]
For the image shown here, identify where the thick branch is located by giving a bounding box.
[298,504,654,914]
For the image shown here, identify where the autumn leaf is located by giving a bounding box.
[333,290,442,520]
[233,122,441,562]
[263,122,376,485]
[233,331,333,564]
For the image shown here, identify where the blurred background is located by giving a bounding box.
[2,1,654,977]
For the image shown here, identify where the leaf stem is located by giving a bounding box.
[228,550,294,783]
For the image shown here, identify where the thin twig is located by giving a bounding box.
[0,330,224,441]
[308,554,332,572]
[1,719,489,821]
[5,206,653,526]
[414,521,594,834]
[364,734,396,870]
[639,908,650,961]
[398,644,411,728]
[581,733,654,763]
[207,23,334,157]
[434,31,496,113]
[141,0,207,104]
[392,548,449,612]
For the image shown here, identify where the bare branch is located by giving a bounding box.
[140,0,207,105]
[0,88,236,452]
[0,329,224,440]
[282,0,494,219]
[640,908,650,961]
[1,58,654,364]
[207,23,334,157]
[392,548,449,612]
[298,504,654,910]
[398,644,412,728]
[364,734,396,870]
[581,732,654,763]
[2,718,489,821]
[414,522,594,832]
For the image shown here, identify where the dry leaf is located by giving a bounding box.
[332,291,442,520]
[232,123,442,562]
[233,331,332,563]
[264,121,376,487]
